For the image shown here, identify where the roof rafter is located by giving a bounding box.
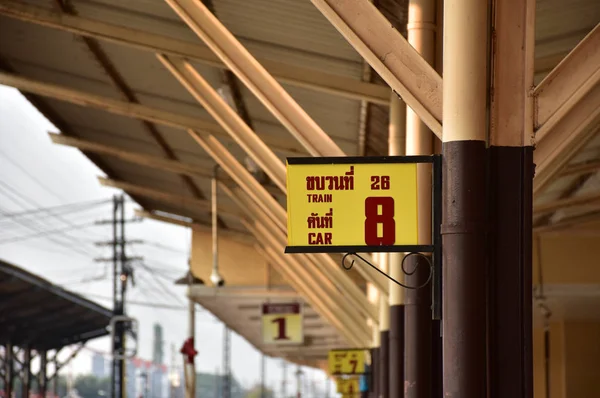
[0,71,307,155]
[0,0,390,105]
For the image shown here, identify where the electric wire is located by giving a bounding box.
[0,146,69,202]
[137,263,185,306]
[0,198,110,224]
[0,220,99,245]
[0,184,102,257]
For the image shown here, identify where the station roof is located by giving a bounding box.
[0,0,599,367]
[0,259,113,350]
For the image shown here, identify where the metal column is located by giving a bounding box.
[441,0,488,396]
[4,343,13,398]
[22,346,32,398]
[388,93,406,398]
[40,350,48,397]
[404,0,436,396]
[378,254,390,398]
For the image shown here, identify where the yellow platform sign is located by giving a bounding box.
[285,157,420,253]
[261,303,303,344]
[336,377,360,395]
[328,349,368,375]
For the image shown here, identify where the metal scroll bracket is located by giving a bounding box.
[339,155,443,320]
[342,252,433,290]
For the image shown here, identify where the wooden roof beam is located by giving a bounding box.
[0,71,307,156]
[0,0,390,106]
[311,0,443,139]
[533,24,600,195]
[163,0,346,157]
[97,176,242,217]
[48,132,282,197]
[133,209,253,244]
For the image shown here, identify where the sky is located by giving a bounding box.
[0,85,335,396]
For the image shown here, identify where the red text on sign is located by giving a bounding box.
[271,317,290,340]
[370,175,390,190]
[364,197,395,245]
[308,232,332,245]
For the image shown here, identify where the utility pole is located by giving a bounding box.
[96,194,141,398]
[281,360,287,398]
[260,354,265,398]
[222,326,231,398]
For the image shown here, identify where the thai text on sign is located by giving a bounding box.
[261,303,303,344]
[328,349,368,375]
[285,157,419,253]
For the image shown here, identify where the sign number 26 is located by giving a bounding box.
[364,197,395,245]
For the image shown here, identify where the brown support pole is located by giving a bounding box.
[442,0,488,396]
[487,0,535,397]
[368,260,381,398]
[405,0,435,395]
[5,343,13,398]
[379,254,390,398]
[388,92,406,398]
[22,346,32,398]
[404,257,432,398]
[371,347,380,398]
[40,350,48,398]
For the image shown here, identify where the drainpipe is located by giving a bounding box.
[404,0,436,397]
[378,254,390,398]
[388,93,406,398]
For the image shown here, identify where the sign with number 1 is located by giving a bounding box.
[285,156,433,253]
[261,303,303,344]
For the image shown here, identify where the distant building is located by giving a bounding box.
[91,353,106,378]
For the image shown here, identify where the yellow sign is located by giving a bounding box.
[328,349,367,375]
[261,303,303,344]
[285,157,420,253]
[336,378,360,395]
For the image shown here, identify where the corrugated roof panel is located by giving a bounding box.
[213,0,361,62]
[94,40,223,106]
[535,0,600,58]
[238,84,360,146]
[0,16,114,90]
[59,125,167,158]
[71,0,363,78]
[45,101,159,147]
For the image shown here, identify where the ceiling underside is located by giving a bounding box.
[0,0,599,367]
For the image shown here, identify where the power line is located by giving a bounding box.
[137,264,185,306]
[0,146,69,202]
[0,220,99,245]
[77,292,199,311]
[0,184,102,257]
[0,198,110,220]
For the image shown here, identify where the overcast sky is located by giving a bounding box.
[0,85,334,396]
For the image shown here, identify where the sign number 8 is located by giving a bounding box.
[364,197,395,245]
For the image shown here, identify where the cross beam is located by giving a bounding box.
[97,177,242,218]
[533,24,600,195]
[0,72,306,156]
[164,0,345,157]
[0,0,390,106]
[311,0,443,139]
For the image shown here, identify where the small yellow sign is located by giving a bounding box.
[285,158,419,253]
[336,378,360,395]
[261,303,303,344]
[328,349,368,375]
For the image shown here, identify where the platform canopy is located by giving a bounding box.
[0,0,599,369]
[0,259,113,350]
